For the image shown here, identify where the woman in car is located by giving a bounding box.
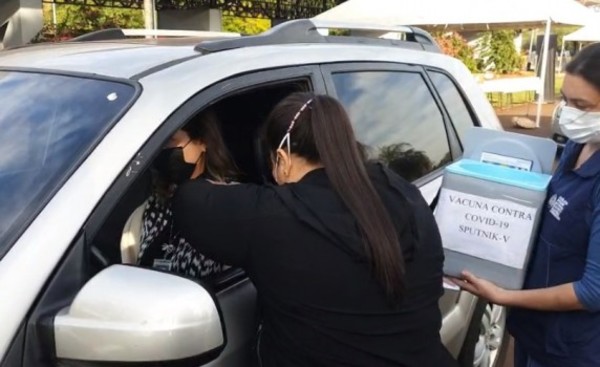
[453,43,600,367]
[172,92,457,366]
[134,109,238,279]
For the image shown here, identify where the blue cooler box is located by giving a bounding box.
[435,159,552,290]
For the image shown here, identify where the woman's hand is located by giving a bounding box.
[451,271,508,305]
[452,273,586,311]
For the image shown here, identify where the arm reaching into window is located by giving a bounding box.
[172,179,281,268]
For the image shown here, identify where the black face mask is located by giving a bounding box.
[153,147,196,185]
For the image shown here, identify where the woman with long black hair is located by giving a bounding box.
[173,93,456,366]
[126,109,238,278]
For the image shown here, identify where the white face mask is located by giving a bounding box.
[558,105,600,144]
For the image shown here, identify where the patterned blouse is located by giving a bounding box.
[136,192,223,279]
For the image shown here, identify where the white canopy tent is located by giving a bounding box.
[564,23,600,42]
[315,0,594,127]
[559,20,600,71]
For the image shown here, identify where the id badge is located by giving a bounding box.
[153,259,173,272]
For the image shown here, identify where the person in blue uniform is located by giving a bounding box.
[172,93,457,366]
[453,43,600,367]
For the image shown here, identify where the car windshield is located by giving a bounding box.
[0,71,136,258]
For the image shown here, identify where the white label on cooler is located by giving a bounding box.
[480,152,533,172]
[434,188,537,269]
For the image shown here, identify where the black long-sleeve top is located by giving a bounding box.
[173,164,457,367]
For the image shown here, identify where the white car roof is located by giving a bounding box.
[0,20,440,80]
[0,40,200,79]
[0,39,453,79]
[0,36,502,132]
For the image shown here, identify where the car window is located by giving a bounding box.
[331,70,452,182]
[428,71,477,145]
[0,71,136,258]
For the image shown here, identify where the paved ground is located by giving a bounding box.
[495,101,559,138]
[494,101,558,367]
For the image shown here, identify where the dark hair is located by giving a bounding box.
[566,43,600,92]
[265,92,405,302]
[183,109,238,182]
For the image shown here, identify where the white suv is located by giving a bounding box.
[0,19,505,367]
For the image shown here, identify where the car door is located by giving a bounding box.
[320,62,482,358]
[0,65,328,367]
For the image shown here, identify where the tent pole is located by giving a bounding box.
[144,0,155,32]
[528,28,535,56]
[535,18,552,129]
[558,39,565,73]
[531,29,538,72]
[527,28,536,72]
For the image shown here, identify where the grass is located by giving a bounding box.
[486,73,565,108]
[555,74,565,96]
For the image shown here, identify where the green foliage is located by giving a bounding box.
[520,29,537,52]
[299,0,340,6]
[433,32,479,72]
[555,26,580,50]
[35,4,143,42]
[480,30,521,74]
[378,143,434,182]
[34,0,340,41]
[327,29,351,36]
[217,0,338,19]
[222,16,270,35]
[520,27,580,53]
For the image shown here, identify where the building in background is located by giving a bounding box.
[0,0,43,49]
[1,0,347,48]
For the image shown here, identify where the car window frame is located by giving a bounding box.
[0,67,142,262]
[320,62,463,187]
[83,64,327,281]
[424,67,482,150]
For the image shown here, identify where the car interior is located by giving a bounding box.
[87,74,444,286]
[88,79,312,285]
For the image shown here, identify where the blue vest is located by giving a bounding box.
[507,141,600,367]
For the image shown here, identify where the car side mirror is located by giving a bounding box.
[54,265,224,364]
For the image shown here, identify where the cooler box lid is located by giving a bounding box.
[446,159,552,192]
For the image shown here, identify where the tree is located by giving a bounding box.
[219,0,341,35]
[378,143,433,182]
[434,152,453,170]
[33,0,342,42]
[433,32,478,72]
[35,4,143,42]
[480,30,521,74]
[222,17,270,35]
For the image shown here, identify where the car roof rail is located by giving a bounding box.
[70,28,126,42]
[312,19,415,34]
[194,19,440,53]
[195,19,326,52]
[313,19,440,52]
[69,28,240,42]
[121,29,241,38]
